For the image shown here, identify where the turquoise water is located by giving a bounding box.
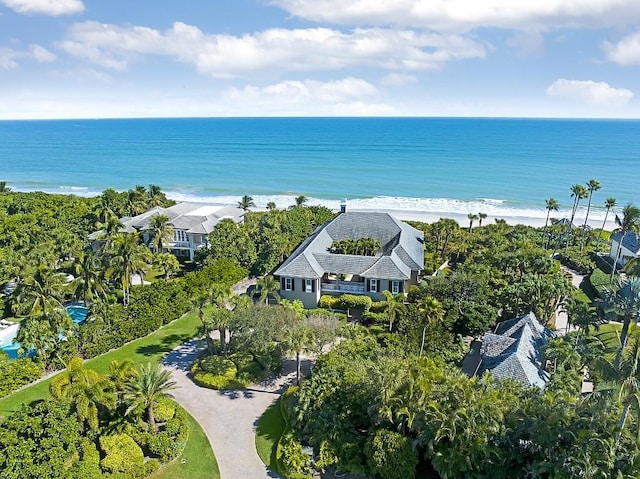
[0,305,89,359]
[0,117,638,219]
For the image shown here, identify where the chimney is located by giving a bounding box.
[340,198,347,214]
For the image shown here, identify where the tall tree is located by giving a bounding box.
[602,277,640,371]
[12,267,66,317]
[294,195,308,207]
[478,212,487,227]
[0,181,12,193]
[610,204,640,282]
[597,197,617,252]
[383,290,405,332]
[418,296,444,357]
[153,252,179,280]
[266,201,277,211]
[50,357,115,431]
[126,185,148,216]
[467,213,478,233]
[124,364,177,435]
[566,184,588,250]
[282,317,314,385]
[543,198,560,247]
[147,213,173,253]
[253,275,280,305]
[237,195,256,212]
[106,233,150,305]
[70,251,106,304]
[580,179,601,250]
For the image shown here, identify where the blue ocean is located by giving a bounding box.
[0,117,638,221]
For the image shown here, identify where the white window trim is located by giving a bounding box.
[284,277,293,291]
[392,280,400,295]
[369,279,377,293]
[305,279,313,293]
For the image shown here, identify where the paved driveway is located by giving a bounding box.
[162,339,301,479]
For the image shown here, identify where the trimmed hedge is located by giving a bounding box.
[100,433,145,477]
[191,357,249,390]
[589,268,611,299]
[364,429,418,479]
[558,247,596,275]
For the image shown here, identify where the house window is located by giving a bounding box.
[369,279,377,293]
[305,279,315,293]
[175,230,186,242]
[284,277,293,291]
[392,280,400,295]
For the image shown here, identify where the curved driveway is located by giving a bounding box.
[162,339,298,479]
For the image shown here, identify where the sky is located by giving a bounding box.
[1,0,640,119]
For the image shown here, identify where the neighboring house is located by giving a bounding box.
[462,312,554,389]
[90,202,244,260]
[609,231,640,267]
[274,211,424,309]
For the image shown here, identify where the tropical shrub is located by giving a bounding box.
[318,295,340,309]
[559,247,596,275]
[0,353,43,398]
[99,433,145,477]
[277,431,312,479]
[364,429,418,479]
[338,294,373,312]
[154,397,176,422]
[191,357,249,390]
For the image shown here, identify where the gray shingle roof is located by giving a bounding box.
[274,212,424,279]
[90,203,244,240]
[476,312,553,389]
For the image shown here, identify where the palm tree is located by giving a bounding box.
[147,184,168,207]
[124,364,177,435]
[70,251,106,304]
[294,195,308,207]
[418,296,444,357]
[266,201,277,211]
[580,179,601,250]
[237,195,255,212]
[126,185,148,216]
[478,212,487,227]
[610,204,640,282]
[147,214,173,253]
[467,213,478,233]
[106,233,150,305]
[253,276,280,305]
[565,184,588,250]
[597,198,617,252]
[602,277,640,371]
[543,198,560,247]
[50,357,115,431]
[13,267,66,317]
[383,290,405,332]
[614,336,640,442]
[0,181,12,193]
[282,318,314,385]
[153,252,179,280]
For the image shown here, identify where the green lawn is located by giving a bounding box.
[152,406,220,479]
[255,398,285,474]
[589,323,639,359]
[0,306,208,416]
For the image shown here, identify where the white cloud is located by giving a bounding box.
[0,47,20,69]
[29,44,56,62]
[1,0,84,16]
[604,32,640,65]
[271,0,640,31]
[58,21,486,78]
[0,44,56,69]
[381,72,417,86]
[228,77,377,104]
[546,79,633,106]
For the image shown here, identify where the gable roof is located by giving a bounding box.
[274,212,424,279]
[475,312,554,389]
[612,231,640,254]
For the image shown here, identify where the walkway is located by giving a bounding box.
[554,265,585,335]
[163,339,307,479]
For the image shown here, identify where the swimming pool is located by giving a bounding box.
[0,304,89,359]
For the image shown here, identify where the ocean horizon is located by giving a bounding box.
[1,117,638,222]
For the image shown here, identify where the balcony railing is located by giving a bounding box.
[321,281,366,294]
[169,241,191,248]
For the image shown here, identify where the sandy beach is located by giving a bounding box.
[333,208,618,232]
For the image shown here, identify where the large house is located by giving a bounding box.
[274,211,424,308]
[609,231,640,268]
[462,312,554,389]
[90,202,245,260]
